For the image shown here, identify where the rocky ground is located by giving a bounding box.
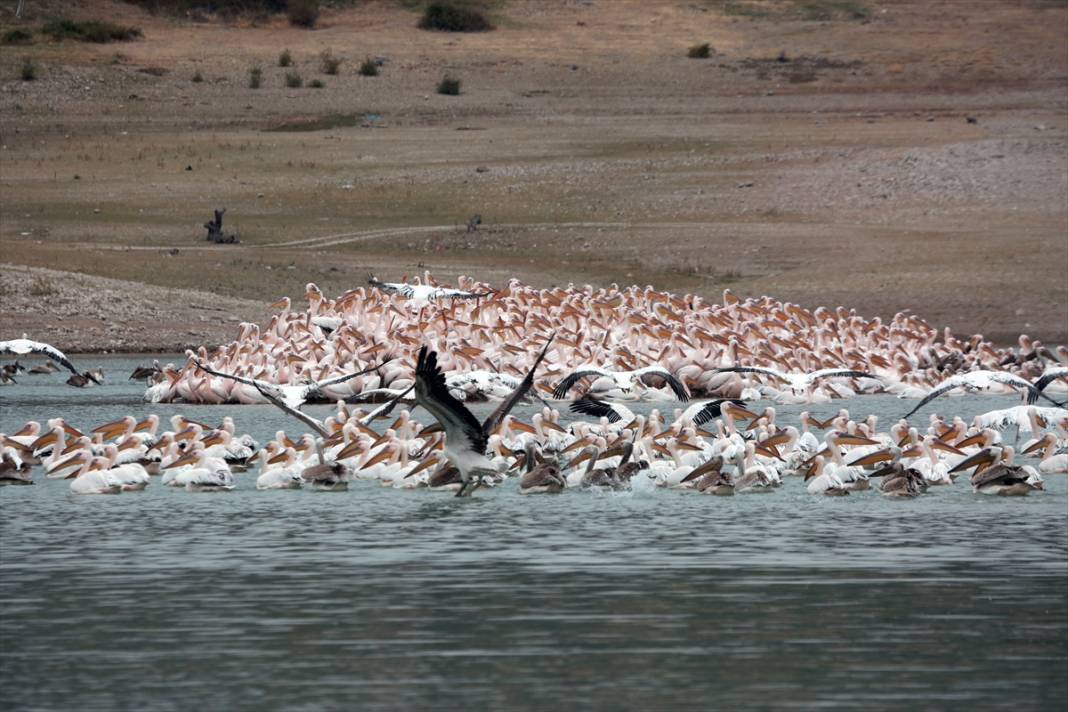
[0,0,1065,350]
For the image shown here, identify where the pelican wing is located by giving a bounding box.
[551,366,611,400]
[251,382,329,439]
[805,369,877,384]
[690,399,747,427]
[360,384,416,424]
[570,397,623,423]
[712,366,788,383]
[980,371,1061,407]
[414,347,487,456]
[482,334,555,435]
[367,274,414,298]
[193,360,269,391]
[314,357,393,390]
[430,287,494,300]
[633,366,690,401]
[901,374,975,420]
[1032,366,1068,403]
[0,339,90,380]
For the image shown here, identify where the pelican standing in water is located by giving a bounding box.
[414,335,554,497]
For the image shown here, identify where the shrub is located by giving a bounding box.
[358,57,378,76]
[287,0,319,27]
[284,70,303,88]
[41,18,142,43]
[436,74,461,95]
[2,29,33,45]
[19,57,37,81]
[249,65,262,88]
[309,78,324,88]
[688,43,711,59]
[419,1,493,32]
[278,48,292,66]
[192,69,204,82]
[319,49,341,75]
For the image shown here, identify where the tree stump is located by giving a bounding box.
[203,209,239,243]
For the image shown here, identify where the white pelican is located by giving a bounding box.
[902,371,1060,419]
[1022,433,1068,474]
[0,336,101,383]
[552,364,690,401]
[949,446,1043,495]
[1030,366,1068,404]
[713,366,876,400]
[194,356,388,411]
[413,336,553,497]
[368,274,493,301]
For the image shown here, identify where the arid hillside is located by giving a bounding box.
[1,0,1065,350]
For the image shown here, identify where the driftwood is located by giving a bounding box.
[204,208,239,244]
[466,214,482,233]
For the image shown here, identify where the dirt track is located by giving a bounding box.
[0,0,1065,350]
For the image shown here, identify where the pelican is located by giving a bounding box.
[569,397,636,425]
[0,337,101,384]
[518,444,566,494]
[368,274,493,300]
[552,364,689,401]
[949,446,1043,495]
[902,371,1060,419]
[1030,366,1068,404]
[414,335,553,497]
[713,366,876,398]
[194,357,389,412]
[1022,433,1068,474]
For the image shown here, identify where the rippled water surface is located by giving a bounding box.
[2,356,1066,711]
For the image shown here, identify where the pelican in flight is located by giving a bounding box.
[713,366,875,397]
[552,364,689,401]
[1030,366,1068,405]
[414,335,554,497]
[902,370,1060,419]
[368,274,493,301]
[0,337,101,384]
[193,357,389,411]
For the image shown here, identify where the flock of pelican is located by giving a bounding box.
[1,274,1065,498]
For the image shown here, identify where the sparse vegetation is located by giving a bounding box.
[309,78,324,88]
[436,74,461,95]
[797,0,870,21]
[2,29,33,45]
[688,43,711,59]
[287,0,319,27]
[284,71,303,88]
[419,1,493,32]
[19,57,37,81]
[717,0,869,21]
[28,275,56,296]
[358,57,379,76]
[319,49,342,75]
[41,18,142,43]
[249,65,262,88]
[192,69,204,83]
[278,48,292,67]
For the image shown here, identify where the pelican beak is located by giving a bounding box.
[133,418,154,433]
[370,432,391,449]
[354,423,381,439]
[901,445,923,458]
[760,432,791,448]
[30,431,59,451]
[417,423,444,438]
[542,420,567,434]
[12,424,35,437]
[0,436,32,454]
[953,432,985,449]
[165,452,199,469]
[695,427,715,438]
[564,451,592,469]
[724,403,760,420]
[201,433,225,449]
[282,435,298,448]
[560,438,591,454]
[117,438,140,452]
[834,434,880,447]
[509,420,537,434]
[848,449,893,467]
[267,451,289,465]
[675,441,702,452]
[1022,439,1046,456]
[174,426,197,442]
[754,444,778,459]
[359,447,393,470]
[929,439,965,456]
[270,297,289,309]
[335,439,363,460]
[404,455,440,479]
[61,421,86,439]
[897,431,914,447]
[949,449,994,474]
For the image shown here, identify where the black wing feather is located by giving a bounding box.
[570,397,621,423]
[482,334,555,435]
[415,346,487,455]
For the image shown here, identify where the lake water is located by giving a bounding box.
[1,355,1066,711]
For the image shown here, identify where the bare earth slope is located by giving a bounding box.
[0,0,1065,350]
